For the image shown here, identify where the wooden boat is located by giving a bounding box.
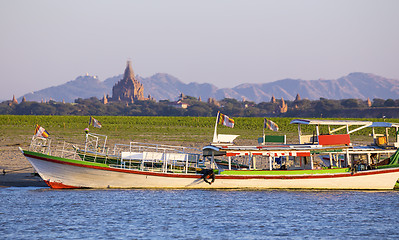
[20,128,399,189]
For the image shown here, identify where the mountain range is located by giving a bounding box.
[18,72,399,103]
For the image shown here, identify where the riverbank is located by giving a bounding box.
[0,114,394,188]
[0,141,47,187]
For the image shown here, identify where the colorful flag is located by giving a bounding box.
[264,118,279,131]
[89,116,102,128]
[218,112,234,128]
[34,124,49,138]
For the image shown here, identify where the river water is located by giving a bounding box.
[1,188,399,239]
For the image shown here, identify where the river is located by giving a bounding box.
[1,188,399,239]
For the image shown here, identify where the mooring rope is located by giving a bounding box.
[2,167,33,175]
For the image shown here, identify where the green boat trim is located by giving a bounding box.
[76,151,121,165]
[221,168,349,176]
[24,150,110,168]
[377,164,399,169]
[310,149,344,154]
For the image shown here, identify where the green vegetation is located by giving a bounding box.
[1,115,397,148]
[221,168,349,175]
[2,96,399,118]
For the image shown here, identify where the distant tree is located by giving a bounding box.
[315,99,341,112]
[55,103,76,115]
[256,102,275,113]
[5,95,399,117]
[295,99,312,110]
[0,102,13,114]
[184,95,197,101]
[186,103,212,117]
[384,99,395,107]
[372,98,385,107]
[243,107,261,117]
[341,99,363,108]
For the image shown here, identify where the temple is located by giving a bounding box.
[108,61,148,103]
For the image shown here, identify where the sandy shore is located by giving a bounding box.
[0,143,48,188]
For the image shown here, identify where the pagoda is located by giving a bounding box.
[109,61,147,103]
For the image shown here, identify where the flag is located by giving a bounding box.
[34,124,49,138]
[89,116,102,128]
[264,118,279,131]
[218,112,234,128]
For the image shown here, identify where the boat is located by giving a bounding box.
[20,117,399,190]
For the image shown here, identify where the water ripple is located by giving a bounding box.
[0,189,398,239]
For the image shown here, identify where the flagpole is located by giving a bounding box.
[213,111,220,143]
[88,116,91,129]
[263,119,265,139]
[85,117,91,149]
[262,119,266,144]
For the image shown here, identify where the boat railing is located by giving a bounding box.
[29,136,52,155]
[117,147,202,173]
[28,138,82,161]
[84,133,108,155]
[59,142,80,160]
[28,136,205,173]
[112,142,201,156]
[62,141,203,173]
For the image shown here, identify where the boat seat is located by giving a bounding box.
[258,135,286,145]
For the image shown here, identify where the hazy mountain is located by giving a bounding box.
[228,72,399,102]
[21,75,109,103]
[17,72,399,103]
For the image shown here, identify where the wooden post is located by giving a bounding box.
[396,127,399,146]
[211,151,215,169]
[185,155,188,174]
[386,128,389,145]
[396,127,399,144]
[346,149,350,167]
[212,112,220,143]
[367,153,371,166]
[269,157,273,170]
[310,155,314,169]
[298,124,302,144]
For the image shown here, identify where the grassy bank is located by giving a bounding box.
[0,115,397,147]
[0,115,290,147]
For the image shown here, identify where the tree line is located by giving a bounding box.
[1,96,399,118]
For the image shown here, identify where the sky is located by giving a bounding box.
[1,0,399,100]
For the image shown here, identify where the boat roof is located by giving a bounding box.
[290,119,399,128]
[290,119,372,126]
[368,122,399,128]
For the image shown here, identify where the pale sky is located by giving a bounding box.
[1,0,398,100]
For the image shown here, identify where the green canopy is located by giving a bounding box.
[389,149,399,165]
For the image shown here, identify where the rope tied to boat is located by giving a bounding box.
[1,167,33,175]
[201,169,215,185]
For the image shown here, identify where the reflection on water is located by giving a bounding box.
[1,188,399,239]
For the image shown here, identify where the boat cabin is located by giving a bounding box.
[202,144,347,171]
[290,119,399,148]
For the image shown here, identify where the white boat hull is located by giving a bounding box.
[24,153,399,190]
